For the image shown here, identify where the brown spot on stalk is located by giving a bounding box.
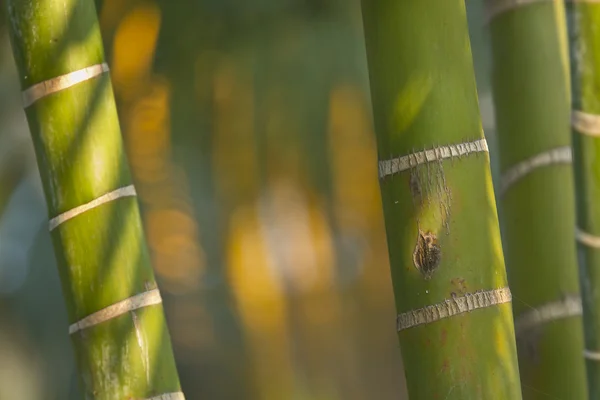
[413,230,441,279]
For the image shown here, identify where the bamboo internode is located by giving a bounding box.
[485,0,553,22]
[485,0,600,22]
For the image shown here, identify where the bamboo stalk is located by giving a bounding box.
[4,0,184,398]
[566,1,600,397]
[486,1,588,398]
[360,0,522,398]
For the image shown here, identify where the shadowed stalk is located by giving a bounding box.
[566,1,600,397]
[486,1,588,398]
[360,0,522,398]
[4,0,183,398]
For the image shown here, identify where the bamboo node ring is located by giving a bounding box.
[576,227,600,248]
[514,295,581,336]
[379,138,488,179]
[146,393,186,400]
[48,185,137,231]
[584,349,600,361]
[500,146,572,195]
[69,288,162,334]
[396,287,512,331]
[572,110,600,137]
[22,63,109,108]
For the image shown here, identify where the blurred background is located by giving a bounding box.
[0,0,498,398]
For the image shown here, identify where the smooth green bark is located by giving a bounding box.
[363,0,521,399]
[488,2,587,398]
[4,0,182,398]
[567,3,600,397]
[360,1,521,398]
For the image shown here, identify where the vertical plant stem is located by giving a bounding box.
[567,1,600,397]
[4,0,183,398]
[487,1,588,398]
[360,0,522,398]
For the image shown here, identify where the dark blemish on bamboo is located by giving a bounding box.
[413,230,441,280]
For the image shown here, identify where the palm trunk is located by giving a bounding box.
[360,0,522,398]
[486,1,587,398]
[567,2,600,397]
[5,0,183,398]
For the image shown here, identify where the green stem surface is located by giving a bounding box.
[567,2,600,397]
[488,1,587,398]
[5,0,183,398]
[360,1,522,398]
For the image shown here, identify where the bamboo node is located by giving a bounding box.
[48,185,137,231]
[514,295,582,336]
[396,287,512,331]
[22,63,109,108]
[378,138,488,179]
[146,393,186,400]
[69,288,162,334]
[576,227,600,248]
[500,146,572,195]
[572,110,600,137]
[584,350,600,361]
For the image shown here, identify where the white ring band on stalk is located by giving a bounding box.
[576,227,600,248]
[22,63,109,108]
[396,287,512,331]
[69,288,162,334]
[584,349,600,361]
[572,110,600,137]
[378,138,488,179]
[146,393,186,400]
[500,146,572,195]
[514,295,581,335]
[48,185,137,231]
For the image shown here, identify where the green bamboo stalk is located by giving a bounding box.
[0,138,27,218]
[360,1,522,398]
[486,1,588,398]
[4,0,183,399]
[567,2,600,397]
